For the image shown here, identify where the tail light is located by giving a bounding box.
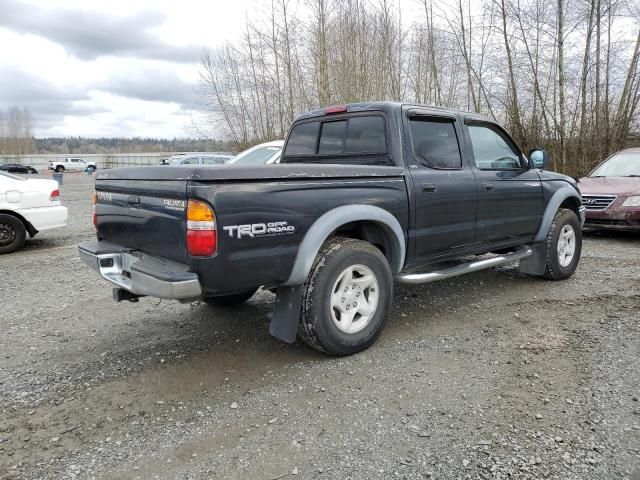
[91,192,97,228]
[50,189,61,206]
[186,200,216,257]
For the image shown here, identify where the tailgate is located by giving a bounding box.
[95,179,189,263]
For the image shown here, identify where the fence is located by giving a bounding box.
[0,153,212,170]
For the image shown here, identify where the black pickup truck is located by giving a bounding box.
[79,102,585,356]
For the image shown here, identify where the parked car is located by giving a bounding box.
[161,153,232,166]
[229,140,284,165]
[48,157,97,173]
[579,148,640,231]
[0,163,38,174]
[79,102,584,356]
[0,171,68,253]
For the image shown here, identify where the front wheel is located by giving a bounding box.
[0,214,27,254]
[55,166,64,173]
[542,208,582,280]
[298,237,393,356]
[87,166,96,173]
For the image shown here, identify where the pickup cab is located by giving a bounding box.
[78,102,586,355]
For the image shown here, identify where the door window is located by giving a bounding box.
[467,125,522,170]
[181,157,200,165]
[409,117,462,169]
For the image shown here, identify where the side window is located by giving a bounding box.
[182,157,200,165]
[345,116,386,154]
[409,117,462,169]
[284,121,320,155]
[467,125,522,170]
[318,120,347,154]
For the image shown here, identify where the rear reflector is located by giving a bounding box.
[91,191,97,228]
[187,200,217,256]
[324,104,347,115]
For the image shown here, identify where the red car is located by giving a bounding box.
[579,148,640,231]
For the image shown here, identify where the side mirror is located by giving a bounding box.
[528,149,548,169]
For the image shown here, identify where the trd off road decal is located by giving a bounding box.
[223,221,295,239]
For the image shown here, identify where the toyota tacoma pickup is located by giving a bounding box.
[78,102,585,356]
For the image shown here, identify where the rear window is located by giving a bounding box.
[284,122,320,155]
[283,114,388,162]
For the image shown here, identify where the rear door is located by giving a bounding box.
[463,120,542,243]
[403,109,477,259]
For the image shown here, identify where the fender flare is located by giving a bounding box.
[283,205,406,286]
[534,184,582,242]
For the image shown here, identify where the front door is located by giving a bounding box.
[464,121,543,243]
[404,113,478,260]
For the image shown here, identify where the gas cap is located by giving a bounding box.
[6,190,21,203]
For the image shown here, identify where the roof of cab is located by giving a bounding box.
[293,101,493,123]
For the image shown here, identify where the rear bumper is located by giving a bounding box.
[78,240,202,300]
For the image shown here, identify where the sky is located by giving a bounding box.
[0,0,256,138]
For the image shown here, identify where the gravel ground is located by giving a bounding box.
[1,174,639,480]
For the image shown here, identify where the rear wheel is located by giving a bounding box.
[542,208,582,280]
[0,214,27,254]
[203,288,257,307]
[55,165,64,173]
[87,166,96,173]
[298,237,393,356]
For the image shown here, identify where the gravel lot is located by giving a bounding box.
[1,173,639,480]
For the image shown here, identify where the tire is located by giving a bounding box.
[87,166,96,173]
[203,288,257,307]
[55,166,64,173]
[298,237,393,356]
[542,208,582,280]
[0,214,27,254]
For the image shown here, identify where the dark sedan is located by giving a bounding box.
[579,148,640,231]
[0,163,38,174]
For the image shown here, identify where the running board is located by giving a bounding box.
[395,246,533,284]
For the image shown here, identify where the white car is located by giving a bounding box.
[229,140,284,165]
[161,153,233,166]
[0,171,68,253]
[49,157,97,173]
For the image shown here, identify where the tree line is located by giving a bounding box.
[199,0,640,176]
[0,107,35,156]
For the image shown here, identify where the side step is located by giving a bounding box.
[395,246,533,284]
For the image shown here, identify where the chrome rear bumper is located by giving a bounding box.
[78,240,202,300]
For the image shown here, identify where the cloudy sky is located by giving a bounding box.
[0,0,255,138]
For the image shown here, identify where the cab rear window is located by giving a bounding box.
[283,114,389,164]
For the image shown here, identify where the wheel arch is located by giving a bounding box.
[283,205,406,286]
[534,185,582,242]
[0,210,37,237]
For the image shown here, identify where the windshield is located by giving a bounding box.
[590,151,640,177]
[231,146,281,165]
[0,171,26,181]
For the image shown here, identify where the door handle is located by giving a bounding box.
[482,183,495,191]
[422,183,437,193]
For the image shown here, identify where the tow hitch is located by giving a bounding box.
[112,288,142,303]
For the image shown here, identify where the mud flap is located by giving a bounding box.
[518,242,547,275]
[269,285,303,343]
